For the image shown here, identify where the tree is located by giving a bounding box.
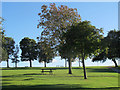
[2,37,15,68]
[59,47,67,67]
[92,30,120,67]
[2,48,8,61]
[108,30,120,67]
[20,37,38,67]
[0,17,15,66]
[0,17,5,36]
[59,41,76,74]
[37,3,81,73]
[11,45,20,68]
[77,55,84,67]
[37,3,81,45]
[0,47,8,63]
[61,21,103,79]
[0,17,7,63]
[37,3,81,50]
[117,31,120,58]
[37,39,55,67]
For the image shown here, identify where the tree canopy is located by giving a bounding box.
[37,3,82,73]
[37,3,81,51]
[37,41,55,67]
[92,30,120,67]
[59,21,104,78]
[20,37,38,67]
[0,17,5,36]
[2,37,15,67]
[0,17,6,62]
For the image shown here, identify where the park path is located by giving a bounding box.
[107,66,120,73]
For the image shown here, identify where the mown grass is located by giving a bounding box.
[1,66,120,90]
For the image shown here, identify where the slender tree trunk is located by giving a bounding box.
[15,62,17,68]
[29,60,32,67]
[65,59,67,67]
[68,58,72,74]
[7,59,9,68]
[44,61,46,67]
[82,56,87,79]
[112,59,118,67]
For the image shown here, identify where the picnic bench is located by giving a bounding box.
[41,69,53,74]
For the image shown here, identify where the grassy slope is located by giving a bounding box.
[1,66,119,90]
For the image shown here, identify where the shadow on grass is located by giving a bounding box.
[2,74,26,78]
[2,84,120,90]
[86,68,116,73]
[23,73,44,75]
[2,73,44,77]
[1,73,52,79]
[67,76,116,77]
[2,78,35,81]
[2,73,52,81]
[23,78,34,81]
[2,79,13,81]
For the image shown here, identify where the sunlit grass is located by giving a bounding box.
[1,66,119,90]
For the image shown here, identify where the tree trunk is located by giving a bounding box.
[29,60,32,67]
[112,59,118,67]
[7,59,9,68]
[65,59,67,67]
[44,61,46,67]
[68,58,72,74]
[15,62,17,68]
[82,56,87,79]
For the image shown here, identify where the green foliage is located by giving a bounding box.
[92,30,120,67]
[2,36,15,62]
[92,51,107,63]
[37,40,55,67]
[59,21,104,78]
[0,47,8,62]
[107,30,120,59]
[60,21,103,58]
[117,30,120,57]
[0,17,7,62]
[2,37,15,56]
[20,37,38,63]
[1,36,15,67]
[37,3,82,73]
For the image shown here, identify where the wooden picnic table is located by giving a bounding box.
[41,69,53,74]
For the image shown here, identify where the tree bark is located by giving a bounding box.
[44,61,47,67]
[82,56,87,79]
[65,59,67,67]
[68,58,72,74]
[112,59,118,67]
[7,59,9,68]
[29,60,32,67]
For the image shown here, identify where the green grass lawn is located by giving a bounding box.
[1,66,119,90]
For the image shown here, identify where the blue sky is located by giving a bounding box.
[1,2,118,67]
